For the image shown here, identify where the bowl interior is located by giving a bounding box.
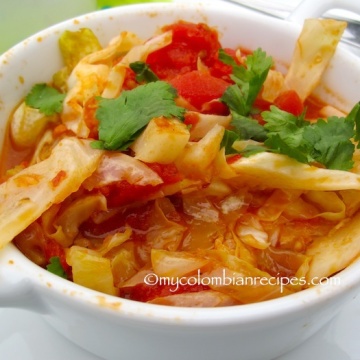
[1,2,360,322]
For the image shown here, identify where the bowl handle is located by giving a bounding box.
[287,0,360,23]
[0,245,48,313]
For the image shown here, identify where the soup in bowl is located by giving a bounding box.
[1,2,360,359]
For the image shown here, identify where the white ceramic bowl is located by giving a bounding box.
[1,2,360,360]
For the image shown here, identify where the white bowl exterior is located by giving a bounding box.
[1,3,360,360]
[2,242,360,360]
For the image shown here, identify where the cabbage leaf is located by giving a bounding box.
[0,138,103,248]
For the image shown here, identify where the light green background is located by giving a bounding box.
[0,0,96,53]
[0,0,171,53]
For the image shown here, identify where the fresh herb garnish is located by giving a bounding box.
[349,102,360,144]
[263,105,358,171]
[92,81,185,151]
[219,46,360,171]
[219,48,272,143]
[129,61,159,83]
[231,112,267,142]
[46,256,67,279]
[240,144,267,157]
[221,129,266,156]
[220,129,239,155]
[25,83,66,115]
[262,106,309,164]
[220,48,273,117]
[224,103,360,171]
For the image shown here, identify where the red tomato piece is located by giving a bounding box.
[146,21,221,80]
[226,154,242,164]
[254,97,272,113]
[209,48,238,80]
[44,238,70,272]
[274,90,304,116]
[120,282,210,302]
[146,162,183,185]
[170,70,230,111]
[100,181,160,208]
[184,112,200,127]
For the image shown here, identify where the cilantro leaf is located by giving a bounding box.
[231,112,267,142]
[348,102,360,145]
[219,48,272,152]
[218,48,239,67]
[221,129,239,154]
[221,113,267,155]
[263,106,310,164]
[130,61,159,83]
[220,46,360,171]
[220,48,273,116]
[303,117,355,170]
[221,85,248,117]
[93,81,185,151]
[263,105,308,135]
[25,83,65,116]
[240,49,273,112]
[265,133,310,164]
[46,256,67,279]
[240,144,267,157]
[221,129,266,158]
[263,105,356,171]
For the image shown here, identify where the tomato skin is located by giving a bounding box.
[274,90,304,116]
[120,282,210,302]
[170,70,230,111]
[146,21,221,80]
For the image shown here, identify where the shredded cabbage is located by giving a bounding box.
[2,18,359,307]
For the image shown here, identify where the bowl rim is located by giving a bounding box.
[1,1,360,324]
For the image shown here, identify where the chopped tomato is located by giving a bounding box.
[146,21,221,80]
[170,70,230,111]
[274,90,304,116]
[146,162,183,185]
[227,154,242,164]
[120,282,210,302]
[209,48,238,80]
[184,112,200,127]
[254,97,272,113]
[122,67,137,90]
[100,181,160,208]
[304,96,325,119]
[44,238,70,273]
[252,97,272,124]
[201,100,230,116]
